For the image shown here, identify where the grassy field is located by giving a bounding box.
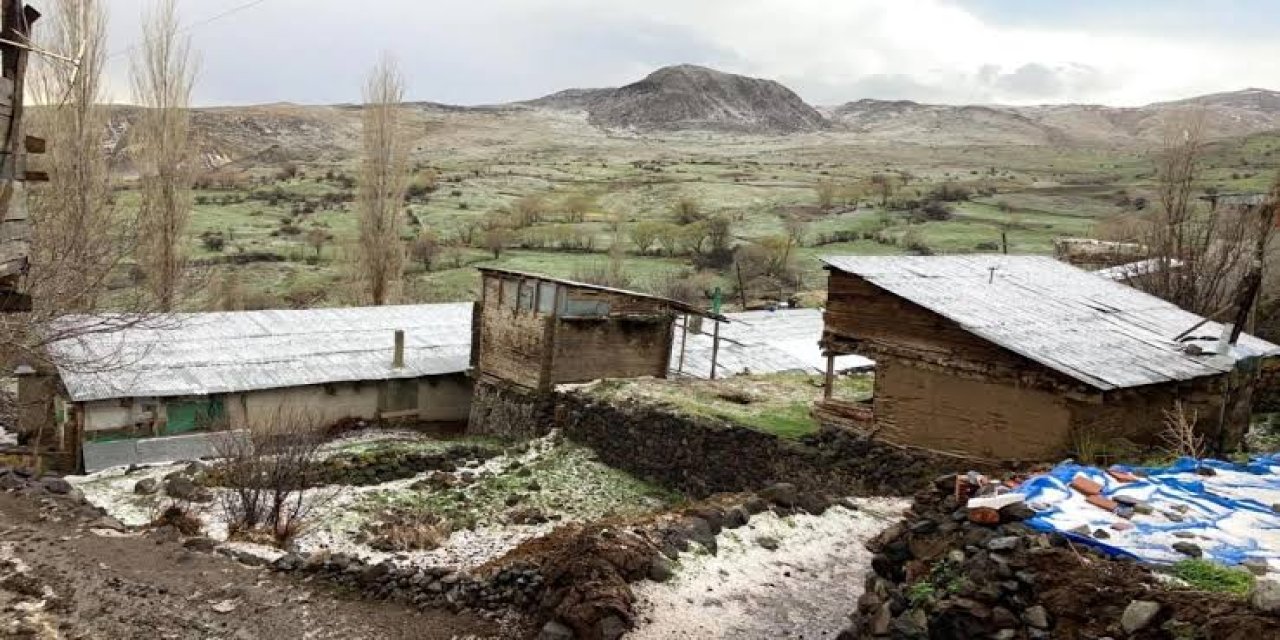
[587,373,874,439]
[101,121,1276,312]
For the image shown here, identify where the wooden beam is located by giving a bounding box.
[676,313,689,375]
[823,354,835,400]
[709,319,721,380]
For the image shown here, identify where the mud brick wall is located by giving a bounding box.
[555,394,963,498]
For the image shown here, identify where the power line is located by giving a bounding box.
[107,0,272,59]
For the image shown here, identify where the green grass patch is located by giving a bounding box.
[1169,559,1255,596]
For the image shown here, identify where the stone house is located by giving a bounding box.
[817,255,1280,461]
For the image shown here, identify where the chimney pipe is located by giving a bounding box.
[1217,323,1234,356]
[393,330,405,368]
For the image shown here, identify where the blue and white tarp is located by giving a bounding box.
[1018,455,1280,570]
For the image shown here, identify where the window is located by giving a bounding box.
[537,283,558,314]
[501,279,518,309]
[518,280,535,311]
[561,296,611,317]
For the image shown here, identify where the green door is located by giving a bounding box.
[164,398,225,435]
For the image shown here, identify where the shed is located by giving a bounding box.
[45,303,474,470]
[471,268,721,392]
[818,255,1280,461]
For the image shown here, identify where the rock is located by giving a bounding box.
[1121,600,1161,633]
[211,600,237,614]
[41,476,73,494]
[134,478,159,495]
[1022,605,1050,629]
[985,536,1021,552]
[504,494,523,507]
[1195,466,1217,477]
[183,537,217,553]
[909,519,938,535]
[537,621,573,640]
[164,476,198,501]
[598,614,627,640]
[723,507,749,529]
[1092,529,1110,540]
[1114,495,1140,507]
[999,502,1036,522]
[1251,577,1280,613]
[1242,558,1270,576]
[1172,541,1202,558]
[648,556,675,582]
[760,482,798,508]
[273,553,304,572]
[90,516,127,532]
[872,601,893,636]
[0,472,22,490]
[756,536,780,551]
[742,496,767,514]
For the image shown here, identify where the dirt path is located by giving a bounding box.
[0,489,503,640]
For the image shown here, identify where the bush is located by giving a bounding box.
[200,231,226,252]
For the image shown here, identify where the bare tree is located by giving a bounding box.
[356,54,409,305]
[131,0,197,311]
[411,230,440,271]
[815,180,836,210]
[210,409,337,547]
[10,0,166,369]
[869,173,895,208]
[1127,110,1272,318]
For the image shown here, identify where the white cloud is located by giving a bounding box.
[88,0,1280,106]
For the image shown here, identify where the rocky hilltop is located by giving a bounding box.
[526,64,828,135]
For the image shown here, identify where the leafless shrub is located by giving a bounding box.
[150,498,203,536]
[1161,400,1206,461]
[362,512,452,552]
[210,410,337,547]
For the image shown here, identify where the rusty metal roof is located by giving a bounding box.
[822,255,1280,391]
[52,303,473,402]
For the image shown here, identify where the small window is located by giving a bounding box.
[501,279,518,309]
[518,280,536,311]
[537,283,557,314]
[562,297,610,317]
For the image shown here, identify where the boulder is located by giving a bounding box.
[756,536,780,551]
[134,478,160,495]
[647,556,675,582]
[760,482,798,508]
[1252,577,1280,614]
[165,476,199,501]
[1121,600,1161,633]
[1172,541,1202,558]
[537,621,574,640]
[41,476,73,494]
[183,537,217,553]
[1022,605,1050,629]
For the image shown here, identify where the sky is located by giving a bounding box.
[93,0,1280,108]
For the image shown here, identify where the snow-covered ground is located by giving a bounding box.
[69,430,671,571]
[629,498,908,639]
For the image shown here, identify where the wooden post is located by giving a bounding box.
[676,314,689,375]
[392,330,405,368]
[709,319,721,380]
[1001,231,1008,254]
[823,354,835,400]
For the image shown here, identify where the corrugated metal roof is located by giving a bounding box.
[52,303,474,402]
[822,255,1280,391]
[673,309,874,379]
[477,267,723,319]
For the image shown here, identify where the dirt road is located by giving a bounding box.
[0,486,503,639]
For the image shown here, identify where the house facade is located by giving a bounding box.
[818,256,1279,461]
[41,304,474,471]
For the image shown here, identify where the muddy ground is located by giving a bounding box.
[0,490,503,640]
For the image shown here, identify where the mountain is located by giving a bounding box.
[826,88,1280,146]
[525,65,828,134]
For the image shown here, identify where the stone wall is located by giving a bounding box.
[467,380,556,441]
[556,393,965,498]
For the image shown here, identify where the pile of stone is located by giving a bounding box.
[840,473,1280,639]
[0,465,81,501]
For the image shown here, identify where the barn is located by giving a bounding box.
[818,255,1280,461]
[40,304,474,471]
